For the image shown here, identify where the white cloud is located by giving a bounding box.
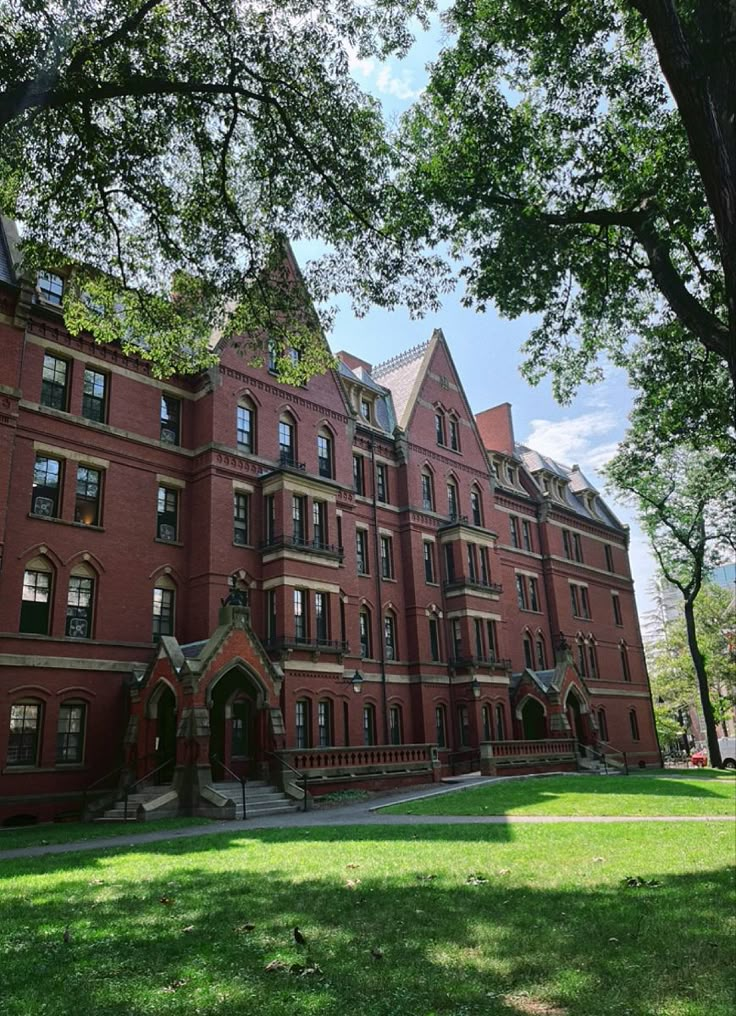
[374,65,421,101]
[524,411,618,473]
[346,47,375,79]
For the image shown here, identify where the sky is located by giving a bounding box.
[300,6,660,621]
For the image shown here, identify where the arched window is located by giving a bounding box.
[295,699,311,749]
[598,708,609,742]
[470,486,483,526]
[317,700,333,748]
[384,611,397,661]
[535,634,547,670]
[629,709,640,741]
[435,410,446,446]
[457,704,471,746]
[522,633,533,669]
[66,563,95,639]
[421,468,435,511]
[495,703,506,740]
[7,699,43,767]
[435,704,447,747]
[20,556,54,635]
[56,700,86,764]
[152,575,176,640]
[363,703,376,746]
[389,705,403,745]
[449,414,460,451]
[317,427,333,478]
[587,639,599,679]
[620,642,631,681]
[236,398,256,453]
[447,479,459,520]
[481,705,492,741]
[278,412,296,466]
[576,637,588,678]
[359,608,372,658]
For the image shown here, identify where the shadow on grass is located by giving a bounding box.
[0,827,733,1016]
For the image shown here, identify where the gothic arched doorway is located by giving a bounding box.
[567,689,588,755]
[153,685,177,783]
[209,668,264,780]
[521,698,547,740]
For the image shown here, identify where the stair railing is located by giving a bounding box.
[209,755,247,819]
[597,740,629,775]
[267,751,309,812]
[82,762,126,820]
[123,757,174,821]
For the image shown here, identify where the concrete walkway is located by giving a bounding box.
[1,774,734,862]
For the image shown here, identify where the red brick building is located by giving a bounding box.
[0,221,659,823]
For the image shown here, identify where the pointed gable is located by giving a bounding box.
[372,339,432,430]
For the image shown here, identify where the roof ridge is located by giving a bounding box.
[373,340,430,378]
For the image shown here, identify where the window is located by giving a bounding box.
[528,576,540,612]
[435,412,446,446]
[317,430,333,478]
[535,636,547,670]
[356,529,369,575]
[486,620,498,659]
[279,415,295,465]
[495,703,506,740]
[479,547,490,585]
[292,495,306,544]
[423,541,435,583]
[452,618,463,658]
[360,397,371,421]
[421,470,434,511]
[236,404,254,452]
[266,590,277,641]
[376,464,388,503]
[160,394,180,444]
[318,700,332,747]
[152,585,175,639]
[389,706,402,745]
[363,704,376,745]
[157,486,178,541]
[521,520,532,551]
[523,634,534,669]
[380,535,394,579]
[359,609,372,658]
[429,617,440,661]
[576,639,588,678]
[449,416,460,451]
[315,592,328,643]
[31,455,62,517]
[598,709,609,741]
[482,705,492,742]
[570,583,591,619]
[516,574,529,611]
[353,454,365,495]
[20,566,52,634]
[294,588,306,642]
[629,709,640,741]
[563,529,583,562]
[467,544,478,582]
[510,515,521,548]
[620,643,631,681]
[435,705,447,747]
[312,501,327,548]
[447,481,459,519]
[474,618,484,658]
[38,271,64,305]
[470,488,482,526]
[605,544,614,572]
[295,700,310,749]
[234,492,250,545]
[66,573,94,638]
[82,369,107,422]
[588,641,598,678]
[444,543,455,583]
[7,702,42,766]
[267,340,278,372]
[41,354,69,410]
[384,613,397,661]
[612,593,623,626]
[232,701,248,756]
[75,466,101,526]
[563,529,572,559]
[573,533,584,562]
[56,703,85,763]
[458,704,470,746]
[264,494,276,543]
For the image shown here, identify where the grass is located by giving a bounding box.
[0,823,733,1016]
[0,817,212,853]
[381,774,736,818]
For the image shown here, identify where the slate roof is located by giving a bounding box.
[372,340,431,429]
[338,358,396,433]
[179,640,207,659]
[516,443,623,530]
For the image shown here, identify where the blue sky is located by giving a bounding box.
[298,8,659,620]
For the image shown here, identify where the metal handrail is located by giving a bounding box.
[268,751,309,812]
[447,747,480,775]
[597,740,629,775]
[123,757,174,821]
[81,762,126,818]
[210,755,247,819]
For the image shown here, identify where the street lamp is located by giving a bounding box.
[471,678,481,699]
[345,670,363,694]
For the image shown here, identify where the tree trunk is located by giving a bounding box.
[683,599,723,767]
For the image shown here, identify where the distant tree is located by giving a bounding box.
[399,1,736,423]
[0,0,439,378]
[607,446,736,767]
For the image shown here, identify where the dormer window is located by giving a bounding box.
[507,464,517,485]
[360,397,371,421]
[37,271,64,306]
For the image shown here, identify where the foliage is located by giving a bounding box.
[2,823,735,1016]
[0,0,443,379]
[399,0,736,414]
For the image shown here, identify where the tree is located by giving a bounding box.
[0,0,440,378]
[399,1,736,419]
[607,444,736,767]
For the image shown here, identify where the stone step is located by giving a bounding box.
[234,804,296,819]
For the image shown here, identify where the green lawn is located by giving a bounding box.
[0,817,212,853]
[381,774,736,818]
[1,823,733,1016]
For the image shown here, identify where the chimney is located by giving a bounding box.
[337,350,373,375]
[475,403,515,455]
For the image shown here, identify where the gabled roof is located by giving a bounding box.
[516,443,624,531]
[372,339,432,430]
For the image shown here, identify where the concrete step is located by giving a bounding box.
[208,780,296,819]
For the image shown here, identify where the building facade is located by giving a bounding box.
[0,223,660,823]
